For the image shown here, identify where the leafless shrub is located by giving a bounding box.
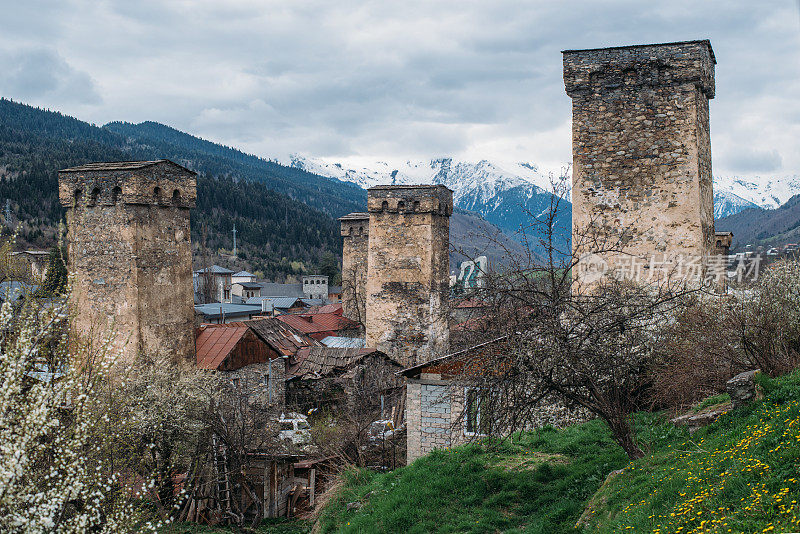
[450,173,698,459]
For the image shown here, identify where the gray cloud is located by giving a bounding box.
[0,0,797,176]
[722,147,783,173]
[0,48,101,105]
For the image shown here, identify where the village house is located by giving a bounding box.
[11,250,51,282]
[194,265,234,303]
[285,346,403,417]
[277,311,360,341]
[195,323,286,413]
[231,270,257,285]
[327,285,342,303]
[232,281,262,300]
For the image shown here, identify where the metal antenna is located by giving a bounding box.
[232,223,237,257]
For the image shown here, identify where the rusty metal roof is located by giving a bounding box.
[195,325,249,370]
[399,335,509,378]
[297,303,343,316]
[287,347,387,379]
[277,312,358,335]
[244,317,322,357]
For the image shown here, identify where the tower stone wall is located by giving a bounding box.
[58,160,197,363]
[364,185,452,367]
[563,41,716,283]
[339,212,369,324]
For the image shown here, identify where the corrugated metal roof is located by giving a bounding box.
[234,281,262,290]
[267,297,301,310]
[277,312,359,335]
[232,271,255,278]
[301,303,343,316]
[399,335,509,377]
[321,336,366,348]
[196,325,249,369]
[245,317,322,357]
[194,303,261,319]
[288,347,380,379]
[259,283,305,298]
[194,265,235,274]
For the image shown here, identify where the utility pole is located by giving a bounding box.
[232,223,237,258]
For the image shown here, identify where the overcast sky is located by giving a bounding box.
[1,0,798,176]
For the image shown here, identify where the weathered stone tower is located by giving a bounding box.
[58,160,197,363]
[563,41,716,282]
[339,212,369,324]
[365,185,452,367]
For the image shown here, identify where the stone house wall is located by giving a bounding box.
[563,41,716,283]
[406,376,591,465]
[406,377,467,464]
[225,358,287,418]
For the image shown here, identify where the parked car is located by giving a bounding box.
[278,413,312,445]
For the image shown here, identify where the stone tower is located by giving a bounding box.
[339,212,369,324]
[58,160,197,363]
[365,185,452,367]
[563,41,716,283]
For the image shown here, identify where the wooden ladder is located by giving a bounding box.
[212,435,232,514]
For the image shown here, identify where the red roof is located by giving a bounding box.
[299,303,343,316]
[276,312,359,338]
[196,325,249,370]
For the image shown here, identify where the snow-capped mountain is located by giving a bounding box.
[713,175,800,211]
[289,154,794,233]
[289,155,572,257]
[713,190,761,219]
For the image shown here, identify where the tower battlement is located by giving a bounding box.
[58,160,197,209]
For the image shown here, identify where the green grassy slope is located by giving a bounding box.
[318,371,800,534]
[582,371,800,533]
[317,421,629,533]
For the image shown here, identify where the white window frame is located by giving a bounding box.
[463,387,487,436]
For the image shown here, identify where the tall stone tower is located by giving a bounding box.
[58,160,197,363]
[563,41,716,282]
[339,212,369,324]
[365,185,452,367]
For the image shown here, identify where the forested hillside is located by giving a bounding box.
[716,194,800,250]
[0,98,347,280]
[104,120,366,217]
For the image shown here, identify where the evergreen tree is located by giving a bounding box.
[40,247,67,295]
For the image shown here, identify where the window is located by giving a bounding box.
[112,186,122,204]
[280,421,294,431]
[464,388,489,436]
[74,189,83,204]
[397,201,405,212]
[172,189,181,204]
[89,187,100,206]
